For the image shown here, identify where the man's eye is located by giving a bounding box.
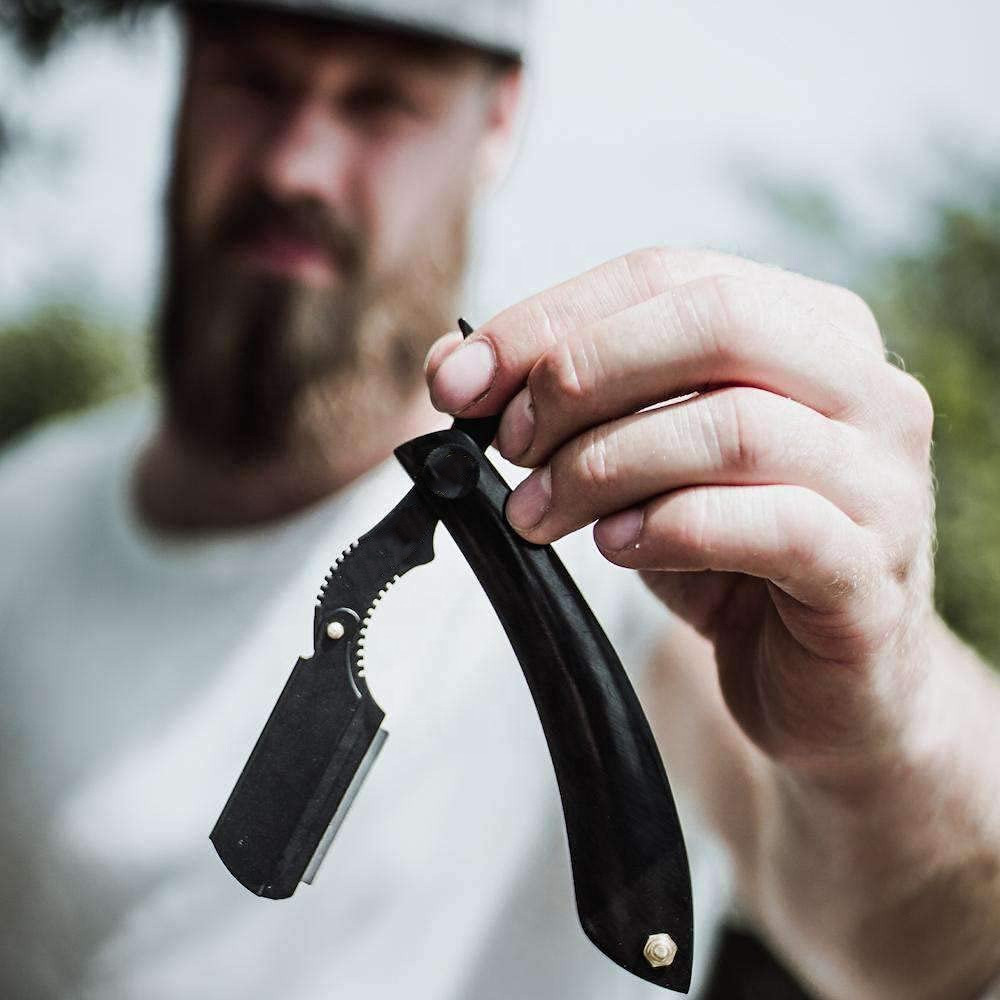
[342,86,420,121]
[241,66,284,97]
[210,62,286,101]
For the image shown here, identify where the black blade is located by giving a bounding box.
[211,488,438,898]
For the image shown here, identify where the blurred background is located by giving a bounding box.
[2,0,999,663]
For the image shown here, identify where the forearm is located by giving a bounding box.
[743,617,1000,999]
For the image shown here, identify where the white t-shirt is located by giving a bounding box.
[0,396,729,1000]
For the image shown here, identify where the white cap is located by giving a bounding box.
[188,0,532,61]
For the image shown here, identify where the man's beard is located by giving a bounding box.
[156,169,469,466]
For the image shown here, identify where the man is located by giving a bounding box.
[2,1,999,998]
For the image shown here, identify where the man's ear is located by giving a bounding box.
[474,66,526,191]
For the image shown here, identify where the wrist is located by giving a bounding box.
[773,616,1000,872]
[760,616,1000,999]
[775,613,981,804]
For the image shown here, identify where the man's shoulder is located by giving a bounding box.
[0,393,152,526]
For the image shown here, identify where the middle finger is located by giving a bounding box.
[496,273,888,468]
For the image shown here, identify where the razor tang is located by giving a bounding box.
[210,489,437,899]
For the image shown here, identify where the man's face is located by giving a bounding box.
[160,9,517,461]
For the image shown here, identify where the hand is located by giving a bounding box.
[425,248,937,779]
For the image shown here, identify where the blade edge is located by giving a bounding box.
[302,727,388,884]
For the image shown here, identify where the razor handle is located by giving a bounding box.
[396,429,694,993]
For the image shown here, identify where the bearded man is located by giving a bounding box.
[2,2,1000,999]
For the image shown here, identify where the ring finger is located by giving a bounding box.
[504,385,906,545]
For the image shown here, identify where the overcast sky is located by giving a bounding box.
[3,0,1000,324]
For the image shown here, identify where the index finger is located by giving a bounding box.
[427,247,881,416]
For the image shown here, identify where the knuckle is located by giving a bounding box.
[889,509,935,590]
[697,274,762,361]
[898,370,935,448]
[876,526,921,595]
[623,245,676,294]
[624,245,664,273]
[519,296,560,351]
[706,271,753,315]
[528,341,592,406]
[708,389,770,474]
[880,365,935,458]
[570,430,619,494]
[839,288,884,349]
[786,507,870,604]
[662,492,711,563]
[886,470,935,555]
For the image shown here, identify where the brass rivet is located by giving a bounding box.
[643,933,677,968]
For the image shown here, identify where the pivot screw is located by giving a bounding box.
[643,933,677,968]
[422,444,480,500]
[326,621,345,641]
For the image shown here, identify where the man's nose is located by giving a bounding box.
[256,101,353,206]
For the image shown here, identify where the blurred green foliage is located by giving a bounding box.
[757,165,1000,665]
[868,180,1000,664]
[0,305,147,447]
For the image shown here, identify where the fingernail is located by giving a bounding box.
[595,508,643,551]
[429,339,495,412]
[497,388,535,460]
[506,466,551,532]
[423,331,462,376]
